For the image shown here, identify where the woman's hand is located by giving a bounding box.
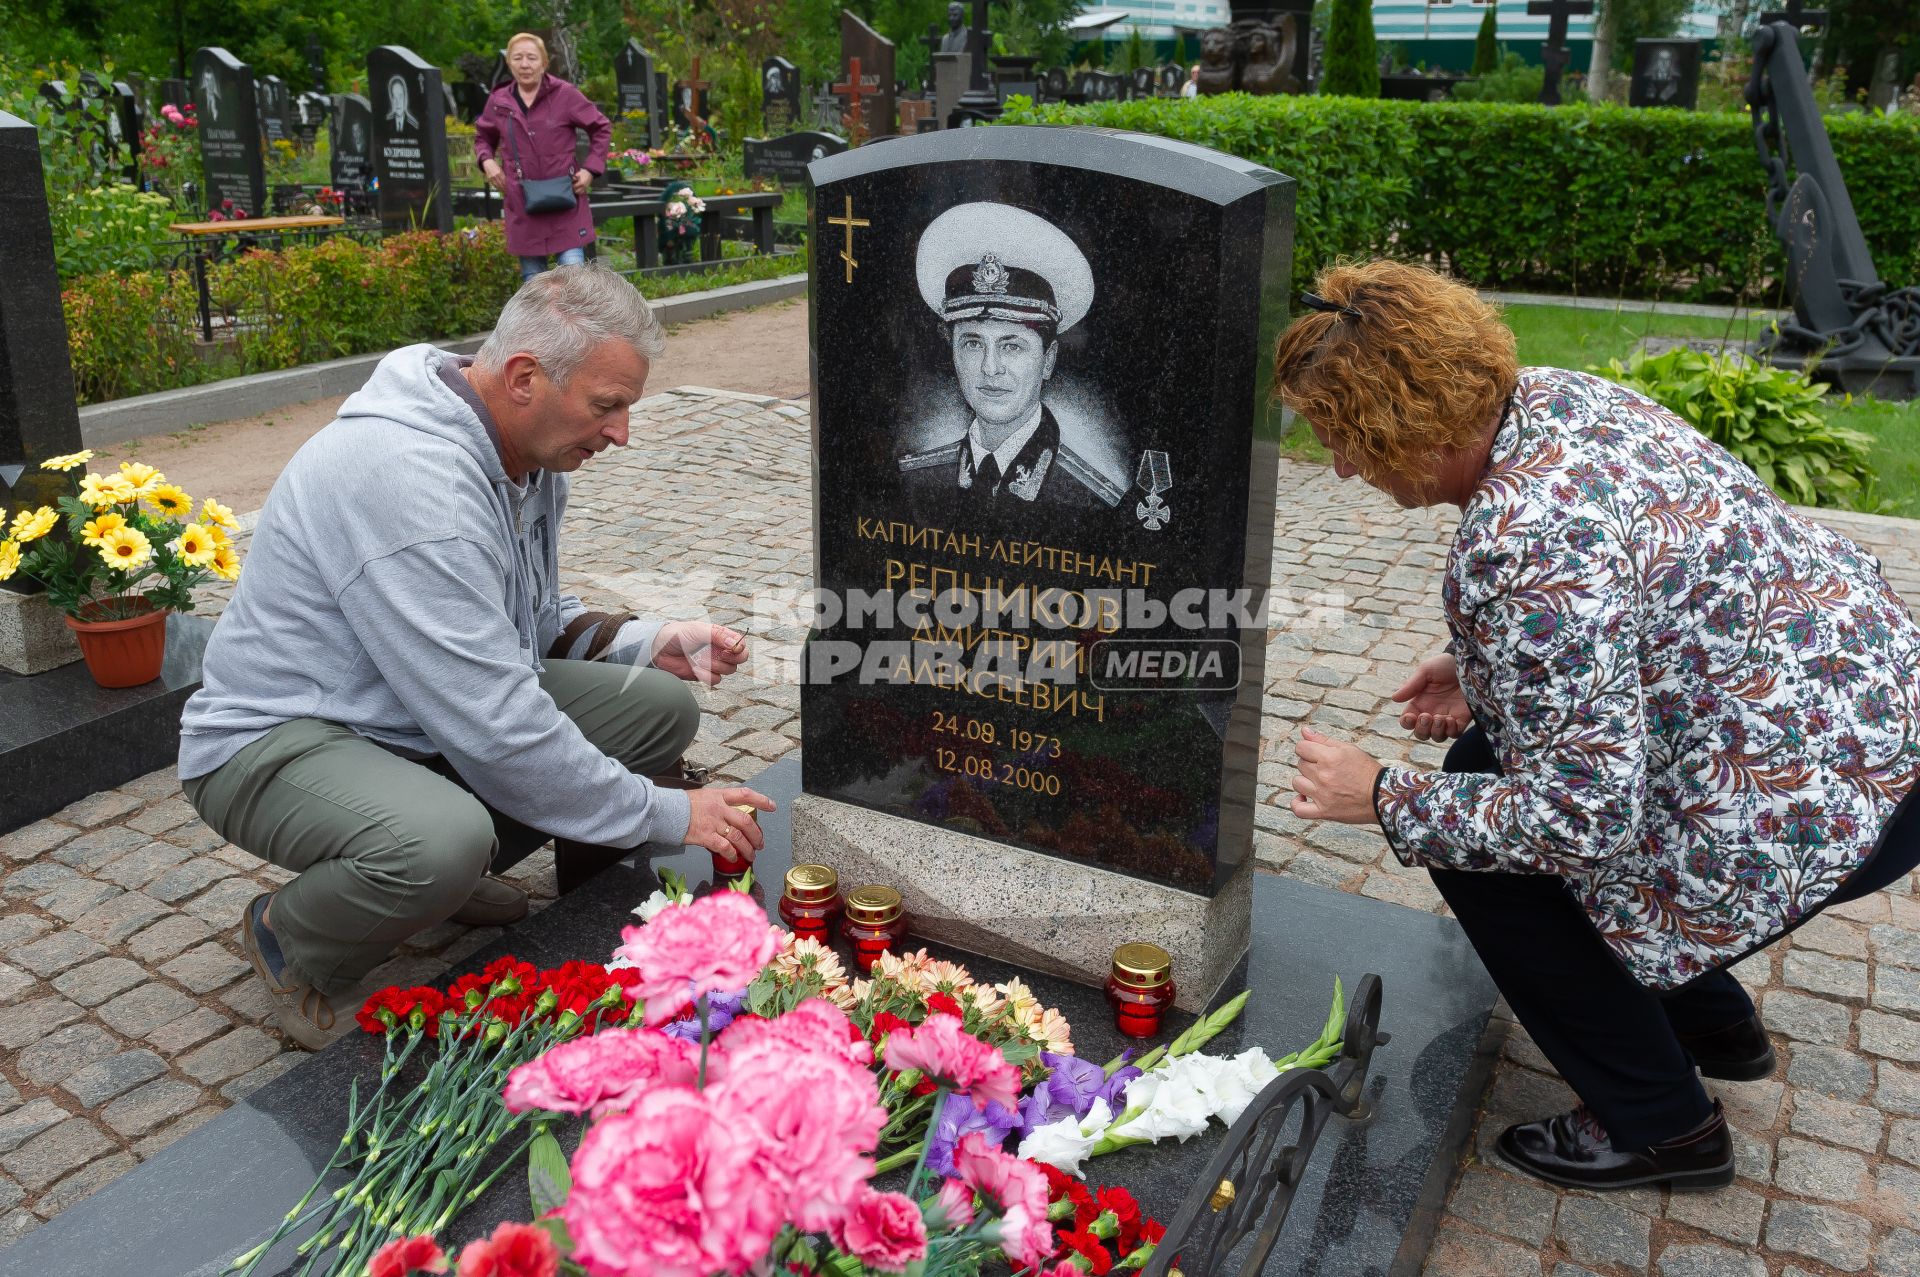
[1392,653,1473,742]
[572,169,593,196]
[482,159,506,194]
[1290,727,1385,825]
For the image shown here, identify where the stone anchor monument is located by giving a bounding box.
[1746,21,1920,398]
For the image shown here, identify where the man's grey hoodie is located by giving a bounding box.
[178,343,691,848]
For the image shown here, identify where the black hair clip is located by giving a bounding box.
[1300,291,1363,320]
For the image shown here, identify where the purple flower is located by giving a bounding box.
[660,986,747,1041]
[927,1090,1019,1176]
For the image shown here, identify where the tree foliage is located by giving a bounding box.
[1473,5,1500,76]
[1320,0,1379,97]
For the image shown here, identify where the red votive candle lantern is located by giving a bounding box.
[843,885,908,972]
[1106,942,1177,1039]
[779,863,842,943]
[711,803,758,878]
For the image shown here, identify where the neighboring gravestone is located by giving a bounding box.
[112,80,142,180]
[369,46,453,233]
[293,90,329,145]
[763,56,802,134]
[797,126,1294,1005]
[840,10,897,139]
[933,51,970,129]
[1157,63,1184,96]
[653,70,671,138]
[673,71,710,133]
[257,75,291,145]
[1628,38,1701,108]
[161,77,190,109]
[993,56,1040,104]
[0,110,88,672]
[329,92,374,197]
[743,129,848,182]
[1867,48,1903,113]
[1528,0,1594,105]
[614,39,661,149]
[191,47,266,215]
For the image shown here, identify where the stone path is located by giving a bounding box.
[4,387,1919,1274]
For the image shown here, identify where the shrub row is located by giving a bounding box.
[997,94,1920,302]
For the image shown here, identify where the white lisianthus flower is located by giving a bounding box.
[632,888,691,923]
[1016,1098,1114,1176]
[1115,1059,1216,1142]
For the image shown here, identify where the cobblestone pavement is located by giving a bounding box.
[4,387,1920,1273]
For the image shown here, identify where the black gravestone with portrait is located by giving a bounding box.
[763,56,802,134]
[191,48,266,216]
[256,75,291,145]
[797,126,1293,1005]
[1628,38,1701,109]
[840,11,898,139]
[329,93,373,196]
[744,129,848,183]
[293,90,330,145]
[614,40,661,150]
[369,46,453,234]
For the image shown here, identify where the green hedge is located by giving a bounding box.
[997,95,1920,302]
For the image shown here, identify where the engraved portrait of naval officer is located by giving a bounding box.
[898,202,1127,523]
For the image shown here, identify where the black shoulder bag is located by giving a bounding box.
[508,115,577,215]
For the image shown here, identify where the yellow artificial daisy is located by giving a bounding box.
[117,461,163,495]
[97,525,153,571]
[0,539,18,582]
[9,506,57,543]
[147,484,193,518]
[39,449,94,471]
[199,498,237,529]
[77,473,119,509]
[82,512,127,546]
[206,522,231,547]
[172,523,217,567]
[209,543,240,582]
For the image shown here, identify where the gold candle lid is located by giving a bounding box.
[784,863,840,903]
[845,884,903,925]
[1111,942,1172,987]
[732,802,761,824]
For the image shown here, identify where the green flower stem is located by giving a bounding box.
[873,1139,927,1176]
[904,1085,948,1201]
[697,995,713,1089]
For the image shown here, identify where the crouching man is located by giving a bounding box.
[178,266,770,1048]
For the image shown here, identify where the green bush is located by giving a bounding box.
[1452,52,1544,103]
[1472,8,1500,76]
[1321,0,1381,98]
[995,95,1920,300]
[63,268,208,404]
[1598,348,1879,510]
[49,184,180,278]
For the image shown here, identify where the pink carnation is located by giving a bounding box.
[369,1234,448,1276]
[829,1188,928,1273]
[615,892,783,1026]
[934,1178,976,1229]
[713,997,873,1068]
[712,1037,887,1231]
[503,1027,698,1117]
[883,1013,1021,1111]
[954,1133,1053,1268]
[564,1087,784,1277]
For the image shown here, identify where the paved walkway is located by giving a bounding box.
[3,388,1919,1274]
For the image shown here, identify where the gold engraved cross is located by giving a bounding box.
[826,194,870,283]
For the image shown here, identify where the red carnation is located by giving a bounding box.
[869,1012,911,1045]
[454,1221,557,1277]
[368,1234,447,1277]
[1060,1228,1113,1277]
[1096,1186,1142,1250]
[926,992,964,1019]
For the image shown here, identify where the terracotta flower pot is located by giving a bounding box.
[65,598,169,688]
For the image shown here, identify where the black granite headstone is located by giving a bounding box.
[488,49,512,90]
[763,55,802,135]
[803,127,1293,895]
[293,89,330,145]
[191,47,267,216]
[1157,62,1185,96]
[329,92,374,195]
[744,129,848,183]
[0,110,85,522]
[840,10,898,139]
[446,81,487,123]
[653,69,671,140]
[257,74,291,145]
[369,46,453,233]
[614,39,661,150]
[161,77,190,109]
[112,80,142,179]
[1628,38,1701,109]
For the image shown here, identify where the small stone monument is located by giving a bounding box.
[368,46,453,233]
[798,126,1295,1008]
[744,129,848,183]
[191,47,267,216]
[763,55,802,135]
[614,39,661,150]
[932,51,971,129]
[1628,38,1701,109]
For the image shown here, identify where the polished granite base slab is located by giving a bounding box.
[9,755,1499,1277]
[0,613,214,834]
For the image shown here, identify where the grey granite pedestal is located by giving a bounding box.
[793,792,1252,1011]
[0,586,79,675]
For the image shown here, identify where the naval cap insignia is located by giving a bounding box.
[971,254,1010,295]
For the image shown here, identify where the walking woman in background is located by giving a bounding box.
[475,33,611,281]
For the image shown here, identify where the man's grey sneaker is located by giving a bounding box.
[450,875,530,927]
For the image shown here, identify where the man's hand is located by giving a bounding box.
[482,158,506,194]
[686,787,774,862]
[571,169,593,196]
[652,622,747,685]
[1290,726,1385,825]
[1391,653,1473,742]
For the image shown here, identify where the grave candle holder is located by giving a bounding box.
[711,803,758,878]
[1106,942,1176,1039]
[843,884,907,972]
[779,863,843,943]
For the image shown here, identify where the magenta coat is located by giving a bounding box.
[473,74,611,258]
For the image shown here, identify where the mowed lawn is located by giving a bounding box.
[1282,303,1920,519]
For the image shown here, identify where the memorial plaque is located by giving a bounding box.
[763,55,802,134]
[801,126,1293,905]
[369,46,452,233]
[1628,38,1701,109]
[743,129,847,182]
[614,39,661,149]
[329,92,373,195]
[840,11,897,139]
[191,47,266,215]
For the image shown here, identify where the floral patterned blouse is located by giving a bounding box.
[1376,367,1920,990]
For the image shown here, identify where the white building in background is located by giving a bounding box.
[1370,0,1724,71]
[1073,2,1233,40]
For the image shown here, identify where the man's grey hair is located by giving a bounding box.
[474,265,665,383]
